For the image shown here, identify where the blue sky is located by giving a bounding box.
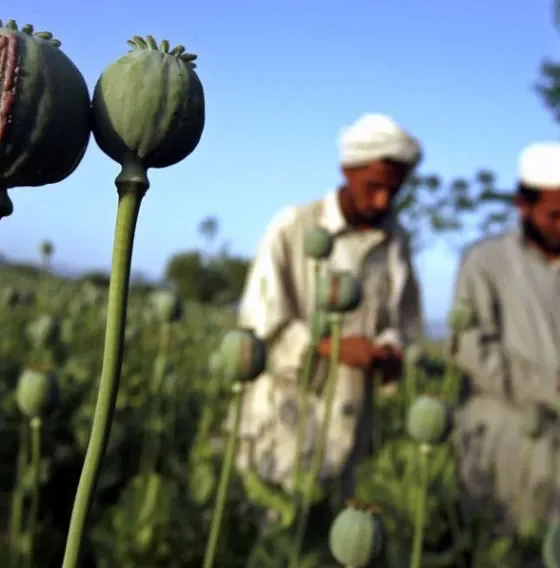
[1,0,559,323]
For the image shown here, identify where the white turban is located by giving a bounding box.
[339,113,423,169]
[518,142,560,190]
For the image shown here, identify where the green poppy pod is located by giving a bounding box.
[25,314,60,348]
[316,271,362,313]
[406,395,452,445]
[15,366,59,419]
[149,289,183,323]
[0,20,90,200]
[91,35,204,171]
[218,328,267,383]
[543,521,560,568]
[329,504,384,567]
[520,404,546,439]
[303,226,334,260]
[447,300,474,333]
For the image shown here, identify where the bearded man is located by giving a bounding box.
[230,114,424,538]
[452,142,560,545]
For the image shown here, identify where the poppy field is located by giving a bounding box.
[0,263,556,568]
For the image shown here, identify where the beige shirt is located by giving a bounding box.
[453,229,560,536]
[229,189,423,494]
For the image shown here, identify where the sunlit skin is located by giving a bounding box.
[317,159,410,377]
[516,188,560,261]
[339,159,410,227]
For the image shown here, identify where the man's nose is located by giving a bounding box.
[372,189,390,209]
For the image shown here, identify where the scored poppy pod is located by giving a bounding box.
[0,20,91,217]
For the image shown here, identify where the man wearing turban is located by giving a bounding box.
[452,142,560,549]
[229,114,424,548]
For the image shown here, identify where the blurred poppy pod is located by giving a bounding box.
[329,502,384,567]
[447,300,474,332]
[218,328,267,383]
[406,395,452,445]
[316,271,362,313]
[15,366,59,419]
[25,314,60,348]
[520,404,547,439]
[303,226,334,260]
[149,289,184,323]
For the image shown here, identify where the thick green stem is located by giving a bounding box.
[294,261,321,491]
[442,356,458,403]
[202,382,243,568]
[139,321,171,475]
[292,260,321,492]
[24,417,42,568]
[289,314,342,568]
[411,443,431,568]
[61,174,147,568]
[9,421,29,568]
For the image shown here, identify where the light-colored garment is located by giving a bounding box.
[518,142,560,189]
[228,189,423,498]
[339,114,422,169]
[452,229,560,536]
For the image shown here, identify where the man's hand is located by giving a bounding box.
[373,344,403,383]
[317,336,403,380]
[317,336,374,369]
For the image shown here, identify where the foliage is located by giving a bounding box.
[0,265,549,567]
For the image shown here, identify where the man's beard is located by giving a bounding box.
[338,187,390,228]
[522,218,560,255]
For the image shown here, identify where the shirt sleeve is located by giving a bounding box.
[452,247,556,407]
[237,208,311,383]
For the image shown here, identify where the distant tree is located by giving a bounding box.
[198,215,219,258]
[165,250,230,304]
[39,239,55,271]
[399,4,560,253]
[79,271,110,288]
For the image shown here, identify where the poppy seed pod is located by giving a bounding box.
[91,35,205,171]
[149,289,183,323]
[218,328,267,383]
[2,286,19,307]
[303,226,334,260]
[406,395,452,445]
[329,503,384,567]
[316,271,362,313]
[447,300,474,333]
[542,521,560,568]
[15,366,59,419]
[0,20,90,196]
[520,405,546,439]
[0,188,12,218]
[25,314,60,348]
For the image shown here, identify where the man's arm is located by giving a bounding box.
[237,208,311,383]
[452,247,556,407]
